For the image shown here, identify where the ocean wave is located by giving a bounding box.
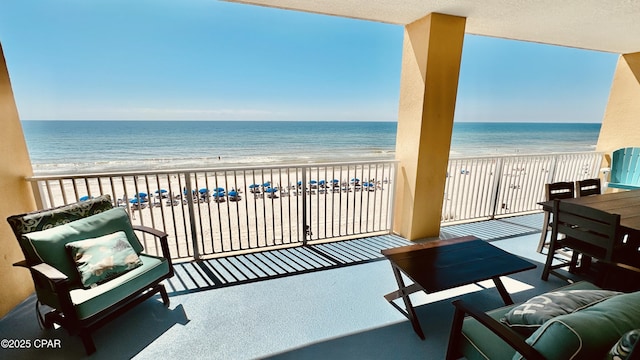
[31,151,397,175]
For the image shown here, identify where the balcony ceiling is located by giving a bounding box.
[225,0,640,54]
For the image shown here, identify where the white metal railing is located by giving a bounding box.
[29,161,397,260]
[442,151,604,222]
[27,152,604,260]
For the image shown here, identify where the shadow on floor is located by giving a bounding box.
[263,261,572,360]
[165,214,546,296]
[0,296,188,360]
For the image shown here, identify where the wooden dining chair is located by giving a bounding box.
[536,182,575,254]
[541,199,622,284]
[576,178,602,197]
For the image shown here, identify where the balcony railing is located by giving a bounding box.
[27,152,604,260]
[443,151,603,222]
[29,161,397,261]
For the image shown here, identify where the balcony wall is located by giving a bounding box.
[0,43,37,316]
[597,52,640,161]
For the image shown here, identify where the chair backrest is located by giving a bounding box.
[545,182,575,201]
[7,195,114,265]
[576,178,602,197]
[550,199,621,261]
[611,147,640,186]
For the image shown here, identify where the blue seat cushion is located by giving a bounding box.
[70,254,169,320]
[22,207,143,285]
[459,281,601,360]
[8,195,114,262]
[514,290,640,360]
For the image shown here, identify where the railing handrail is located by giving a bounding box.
[27,159,401,181]
[449,150,603,161]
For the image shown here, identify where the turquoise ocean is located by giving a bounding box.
[21,121,601,175]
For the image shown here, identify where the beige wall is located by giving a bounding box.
[0,42,36,317]
[393,13,466,240]
[596,52,640,165]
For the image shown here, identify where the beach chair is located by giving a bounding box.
[536,181,575,254]
[602,147,640,190]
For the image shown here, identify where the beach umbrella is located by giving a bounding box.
[199,188,209,194]
[265,187,278,198]
[133,193,148,202]
[213,187,225,192]
[297,181,303,186]
[155,189,167,195]
[228,190,238,197]
[350,178,360,183]
[318,180,326,185]
[129,198,144,204]
[263,181,271,187]
[309,180,317,184]
[249,184,261,193]
[79,195,91,201]
[213,191,226,202]
[332,179,339,183]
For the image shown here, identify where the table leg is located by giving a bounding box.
[386,264,425,340]
[492,276,514,305]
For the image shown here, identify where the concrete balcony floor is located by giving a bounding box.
[0,213,581,360]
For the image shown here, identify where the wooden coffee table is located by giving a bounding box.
[381,235,535,339]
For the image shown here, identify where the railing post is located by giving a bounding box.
[31,180,46,210]
[302,167,309,245]
[490,158,505,219]
[548,155,559,183]
[184,173,200,260]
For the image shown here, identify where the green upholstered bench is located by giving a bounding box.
[8,195,174,355]
[446,281,640,360]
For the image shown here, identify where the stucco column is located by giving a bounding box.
[0,42,37,316]
[596,52,640,156]
[393,13,466,240]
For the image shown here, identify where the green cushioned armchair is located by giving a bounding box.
[446,281,640,360]
[7,195,174,355]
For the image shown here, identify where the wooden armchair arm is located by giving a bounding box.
[15,260,70,286]
[446,299,544,360]
[133,224,167,239]
[132,225,174,275]
[13,259,28,268]
[31,263,69,284]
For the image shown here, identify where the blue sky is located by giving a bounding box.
[0,0,619,122]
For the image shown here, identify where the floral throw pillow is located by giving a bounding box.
[66,231,143,288]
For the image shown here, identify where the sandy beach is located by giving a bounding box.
[35,163,396,260]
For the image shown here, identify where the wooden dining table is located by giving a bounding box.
[539,189,640,235]
[540,189,640,276]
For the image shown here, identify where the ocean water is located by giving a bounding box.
[21,121,600,175]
